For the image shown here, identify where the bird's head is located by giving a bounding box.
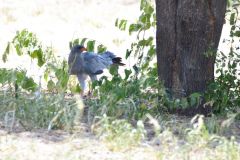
[71,45,87,53]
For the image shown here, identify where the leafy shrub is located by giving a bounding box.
[75,0,160,121]
[0,68,37,92]
[0,30,82,130]
[205,3,240,115]
[1,29,79,94]
[3,29,46,66]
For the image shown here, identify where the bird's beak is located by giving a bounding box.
[80,47,87,52]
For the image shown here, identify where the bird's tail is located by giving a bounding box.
[101,51,125,66]
[112,57,125,66]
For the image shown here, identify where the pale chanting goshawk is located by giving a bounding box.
[68,45,125,93]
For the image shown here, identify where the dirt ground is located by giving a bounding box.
[0,123,158,160]
[1,114,240,160]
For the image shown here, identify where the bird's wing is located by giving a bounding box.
[68,52,84,75]
[83,52,113,74]
[100,51,116,59]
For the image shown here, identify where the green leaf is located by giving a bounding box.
[180,98,189,109]
[87,40,95,52]
[138,37,153,46]
[44,69,49,81]
[147,45,156,57]
[189,93,201,106]
[36,49,45,67]
[47,80,55,91]
[16,70,26,83]
[80,38,87,45]
[92,80,99,90]
[144,5,154,14]
[133,65,139,74]
[142,61,149,70]
[70,38,89,49]
[118,19,127,31]
[109,65,119,76]
[0,68,8,84]
[30,50,38,58]
[125,49,132,59]
[129,24,142,34]
[15,44,23,56]
[74,39,80,44]
[97,44,107,53]
[70,39,79,49]
[227,0,231,7]
[2,42,10,62]
[23,39,30,47]
[230,13,235,25]
[124,69,132,80]
[70,84,82,93]
[115,18,119,27]
[22,77,37,91]
[234,31,240,37]
[31,49,45,67]
[140,0,145,10]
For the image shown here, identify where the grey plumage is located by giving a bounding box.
[68,45,125,92]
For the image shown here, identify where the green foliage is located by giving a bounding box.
[0,30,81,131]
[1,29,75,94]
[115,0,156,71]
[2,29,46,66]
[205,4,240,115]
[115,19,128,31]
[82,0,160,121]
[89,70,159,120]
[45,59,70,92]
[69,38,107,53]
[0,68,37,92]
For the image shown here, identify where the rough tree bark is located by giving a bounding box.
[155,0,227,98]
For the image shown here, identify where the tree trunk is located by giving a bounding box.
[155,0,227,97]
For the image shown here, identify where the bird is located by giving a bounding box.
[68,45,125,94]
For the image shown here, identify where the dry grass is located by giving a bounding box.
[0,126,157,160]
[1,114,240,160]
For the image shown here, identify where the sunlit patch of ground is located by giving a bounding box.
[0,115,240,160]
[0,126,157,160]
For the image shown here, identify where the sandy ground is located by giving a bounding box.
[0,125,158,160]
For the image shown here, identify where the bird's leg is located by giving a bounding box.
[77,74,87,97]
[80,81,86,97]
[89,75,98,96]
